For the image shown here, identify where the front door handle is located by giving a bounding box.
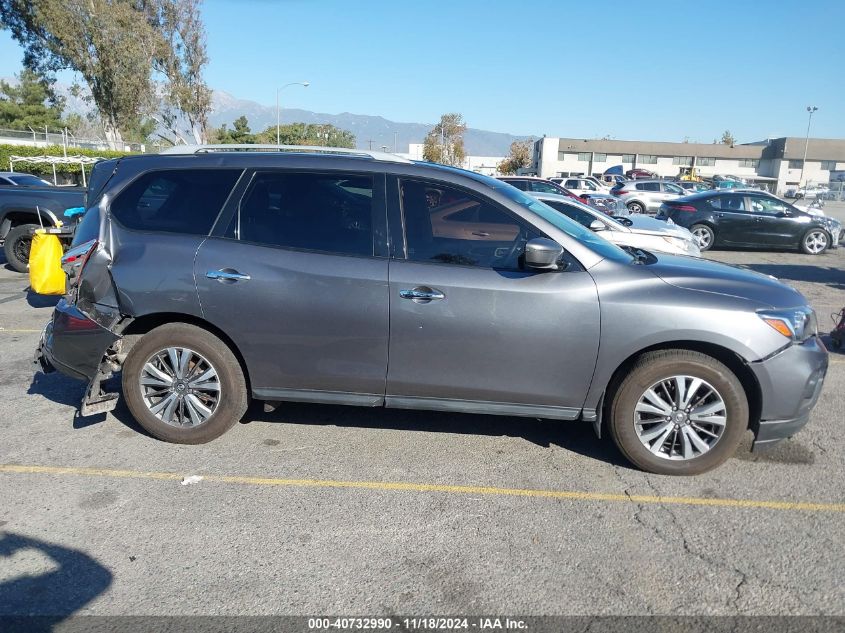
[206,268,251,283]
[399,286,445,303]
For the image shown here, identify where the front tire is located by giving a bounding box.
[800,229,829,255]
[608,350,748,475]
[3,223,39,273]
[122,323,249,444]
[690,224,715,251]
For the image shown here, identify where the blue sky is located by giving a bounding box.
[1,0,843,142]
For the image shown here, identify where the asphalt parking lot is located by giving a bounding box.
[0,209,843,619]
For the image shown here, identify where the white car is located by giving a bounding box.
[560,176,611,197]
[786,185,829,199]
[530,192,701,257]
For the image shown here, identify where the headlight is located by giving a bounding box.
[758,307,817,341]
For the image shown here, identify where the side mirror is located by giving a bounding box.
[524,237,565,270]
[589,219,606,232]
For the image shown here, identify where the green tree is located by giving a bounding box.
[0,0,212,148]
[423,113,466,166]
[145,0,212,144]
[211,115,255,144]
[721,130,736,146]
[0,68,65,130]
[255,122,355,148]
[497,140,533,175]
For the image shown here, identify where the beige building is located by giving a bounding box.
[531,136,845,194]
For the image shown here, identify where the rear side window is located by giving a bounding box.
[636,182,660,192]
[110,169,241,235]
[237,172,375,257]
[70,207,100,246]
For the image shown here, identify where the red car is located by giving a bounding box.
[625,168,658,180]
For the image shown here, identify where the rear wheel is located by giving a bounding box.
[122,323,248,444]
[627,201,645,214]
[690,224,714,251]
[3,223,38,273]
[608,350,748,475]
[800,229,829,255]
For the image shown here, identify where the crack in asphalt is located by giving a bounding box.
[616,470,821,614]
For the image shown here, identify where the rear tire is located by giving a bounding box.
[627,201,645,214]
[608,350,748,475]
[690,224,715,251]
[122,323,249,444]
[3,223,39,273]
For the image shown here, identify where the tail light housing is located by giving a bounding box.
[61,239,98,288]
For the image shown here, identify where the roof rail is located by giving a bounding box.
[159,144,412,164]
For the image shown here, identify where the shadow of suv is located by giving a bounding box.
[34,145,828,475]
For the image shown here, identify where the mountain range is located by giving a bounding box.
[208,90,535,156]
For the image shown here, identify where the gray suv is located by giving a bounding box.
[35,145,828,475]
[611,179,686,214]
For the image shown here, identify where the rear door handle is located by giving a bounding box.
[399,286,445,302]
[206,268,251,283]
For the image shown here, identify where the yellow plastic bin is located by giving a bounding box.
[28,229,66,295]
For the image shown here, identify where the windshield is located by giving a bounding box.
[490,181,634,264]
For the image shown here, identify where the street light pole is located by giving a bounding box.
[799,105,818,187]
[276,81,310,145]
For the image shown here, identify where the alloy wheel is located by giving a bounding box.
[692,227,712,249]
[804,230,828,254]
[139,347,221,427]
[633,375,727,460]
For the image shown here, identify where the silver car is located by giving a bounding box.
[530,192,701,257]
[36,146,828,475]
[611,179,686,214]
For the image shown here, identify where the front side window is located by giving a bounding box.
[111,169,241,235]
[749,196,789,215]
[399,179,539,270]
[545,200,597,229]
[238,172,374,257]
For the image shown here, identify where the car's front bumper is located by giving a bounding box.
[749,336,828,449]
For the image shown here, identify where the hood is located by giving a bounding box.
[627,215,694,239]
[645,254,806,309]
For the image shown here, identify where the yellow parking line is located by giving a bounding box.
[0,464,843,513]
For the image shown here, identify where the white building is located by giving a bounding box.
[398,143,504,176]
[531,136,845,195]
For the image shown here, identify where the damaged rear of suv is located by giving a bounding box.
[36,158,245,431]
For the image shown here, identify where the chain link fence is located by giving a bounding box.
[0,127,146,153]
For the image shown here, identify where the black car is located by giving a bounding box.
[657,191,842,255]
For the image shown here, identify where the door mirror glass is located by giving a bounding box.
[524,237,564,270]
[589,219,606,232]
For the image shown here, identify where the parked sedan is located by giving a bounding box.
[657,191,842,255]
[611,179,686,214]
[530,192,701,257]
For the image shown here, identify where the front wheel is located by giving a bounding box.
[608,350,748,475]
[3,223,39,273]
[800,229,829,255]
[122,323,249,444]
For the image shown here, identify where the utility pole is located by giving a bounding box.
[394,131,398,153]
[276,82,310,145]
[799,106,818,187]
[367,139,374,150]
